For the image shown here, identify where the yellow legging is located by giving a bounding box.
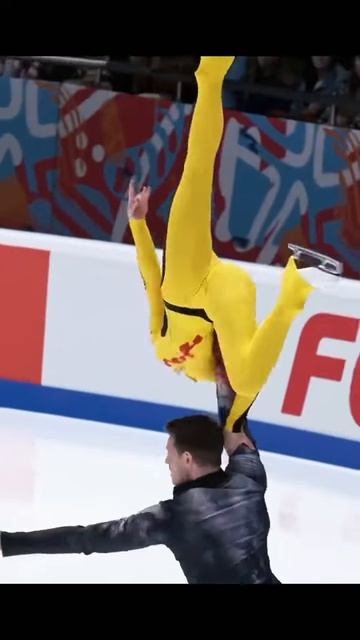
[160,56,314,428]
[161,56,229,302]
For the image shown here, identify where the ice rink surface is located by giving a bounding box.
[0,408,359,583]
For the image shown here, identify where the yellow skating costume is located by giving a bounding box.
[130,56,314,430]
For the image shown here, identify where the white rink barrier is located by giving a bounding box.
[0,229,359,469]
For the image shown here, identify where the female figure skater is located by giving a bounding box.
[128,56,314,430]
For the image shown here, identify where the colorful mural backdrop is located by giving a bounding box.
[0,77,358,278]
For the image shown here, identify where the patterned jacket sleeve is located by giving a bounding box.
[1,502,171,557]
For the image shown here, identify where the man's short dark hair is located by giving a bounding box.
[166,415,224,467]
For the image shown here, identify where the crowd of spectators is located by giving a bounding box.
[2,56,360,129]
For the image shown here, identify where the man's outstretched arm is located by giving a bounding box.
[0,502,170,557]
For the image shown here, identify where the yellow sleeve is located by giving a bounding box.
[129,218,164,339]
[205,259,314,427]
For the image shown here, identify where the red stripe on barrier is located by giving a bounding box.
[0,245,50,384]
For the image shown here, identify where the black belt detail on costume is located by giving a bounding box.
[161,311,169,337]
[161,233,167,286]
[164,300,213,324]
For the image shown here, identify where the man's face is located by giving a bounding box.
[312,56,332,70]
[165,436,191,486]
